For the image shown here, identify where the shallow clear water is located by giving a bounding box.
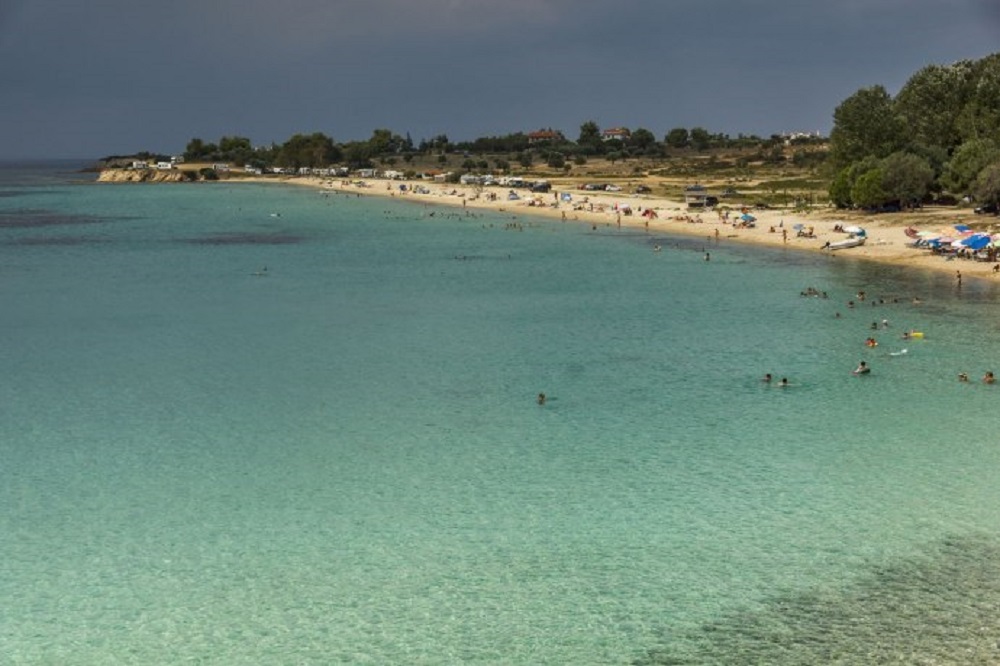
[3,164,1000,664]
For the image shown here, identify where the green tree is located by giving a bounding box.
[184,137,217,162]
[665,128,689,149]
[368,129,395,155]
[341,142,372,168]
[829,85,905,168]
[575,122,603,155]
[893,64,970,151]
[956,54,1000,142]
[881,152,934,206]
[942,138,1000,194]
[277,132,340,169]
[762,145,785,164]
[546,152,565,169]
[578,121,601,147]
[629,127,656,152]
[689,127,711,151]
[972,162,1000,206]
[216,135,253,164]
[429,134,450,154]
[829,168,853,208]
[851,168,887,208]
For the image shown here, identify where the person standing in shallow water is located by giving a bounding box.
[537,393,546,405]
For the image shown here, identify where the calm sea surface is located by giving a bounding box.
[3,161,1000,664]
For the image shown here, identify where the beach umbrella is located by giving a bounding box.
[741,213,756,222]
[954,224,972,234]
[958,233,991,250]
[792,223,805,230]
[843,225,865,235]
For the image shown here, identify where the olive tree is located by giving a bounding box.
[881,152,934,206]
[851,169,887,208]
[973,163,1000,207]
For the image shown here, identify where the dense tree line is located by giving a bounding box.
[828,52,1000,209]
[179,121,810,176]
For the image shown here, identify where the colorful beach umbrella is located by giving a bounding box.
[958,233,992,250]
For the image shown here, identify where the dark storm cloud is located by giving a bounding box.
[0,0,996,158]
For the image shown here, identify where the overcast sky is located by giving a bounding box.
[1,0,998,159]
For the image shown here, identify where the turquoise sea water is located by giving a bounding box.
[3,162,1000,664]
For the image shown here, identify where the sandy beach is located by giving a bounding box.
[248,173,1000,282]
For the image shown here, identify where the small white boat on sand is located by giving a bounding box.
[824,234,867,251]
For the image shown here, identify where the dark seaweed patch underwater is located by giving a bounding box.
[637,534,1000,665]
